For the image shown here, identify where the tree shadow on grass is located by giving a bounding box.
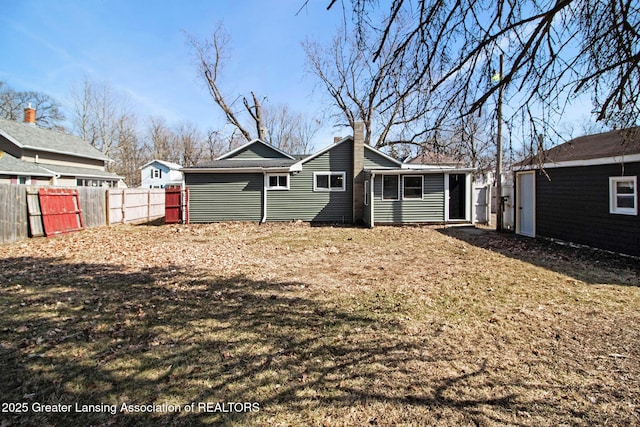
[0,256,594,426]
[438,227,640,287]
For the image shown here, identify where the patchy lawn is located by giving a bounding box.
[1,223,639,426]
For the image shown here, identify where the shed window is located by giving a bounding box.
[403,175,423,200]
[314,172,346,192]
[609,176,637,215]
[382,175,399,200]
[267,174,289,190]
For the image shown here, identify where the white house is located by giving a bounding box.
[140,160,183,188]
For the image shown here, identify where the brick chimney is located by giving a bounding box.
[24,104,36,125]
[334,136,342,143]
[352,121,365,223]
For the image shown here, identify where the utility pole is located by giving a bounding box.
[495,54,504,232]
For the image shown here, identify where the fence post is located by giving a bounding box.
[105,189,110,226]
[121,190,126,224]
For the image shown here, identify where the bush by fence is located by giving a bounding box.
[0,185,165,244]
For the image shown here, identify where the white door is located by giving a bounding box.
[517,172,535,237]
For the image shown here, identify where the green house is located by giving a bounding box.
[182,123,475,226]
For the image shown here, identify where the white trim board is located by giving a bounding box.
[515,153,640,171]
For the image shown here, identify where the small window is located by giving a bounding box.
[364,181,369,206]
[382,175,399,200]
[314,172,346,192]
[403,175,423,200]
[610,176,637,215]
[153,169,162,179]
[267,174,289,190]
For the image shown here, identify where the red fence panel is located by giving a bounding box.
[165,187,187,224]
[38,188,84,237]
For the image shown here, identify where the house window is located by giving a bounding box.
[403,175,423,200]
[267,174,289,190]
[364,181,369,206]
[609,176,637,215]
[152,169,162,179]
[314,172,346,192]
[382,175,399,200]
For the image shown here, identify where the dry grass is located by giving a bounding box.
[1,222,639,426]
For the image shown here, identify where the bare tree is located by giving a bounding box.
[0,81,65,129]
[69,78,124,157]
[112,113,147,187]
[185,25,268,143]
[146,117,178,162]
[175,121,204,166]
[262,103,320,154]
[303,22,433,149]
[335,0,640,138]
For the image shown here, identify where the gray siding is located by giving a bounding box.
[373,174,445,223]
[186,173,263,222]
[0,136,22,158]
[226,143,290,160]
[364,147,400,169]
[267,139,353,222]
[534,162,640,256]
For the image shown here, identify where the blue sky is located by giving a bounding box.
[0,0,344,143]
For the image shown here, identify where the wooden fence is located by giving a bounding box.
[0,184,28,244]
[0,184,166,244]
[107,189,165,225]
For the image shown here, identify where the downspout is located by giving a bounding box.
[261,172,267,224]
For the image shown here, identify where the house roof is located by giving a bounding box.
[139,159,183,170]
[0,151,54,177]
[0,117,111,162]
[39,163,122,180]
[217,139,295,160]
[182,158,299,173]
[517,127,640,168]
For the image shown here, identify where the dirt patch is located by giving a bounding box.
[1,223,639,426]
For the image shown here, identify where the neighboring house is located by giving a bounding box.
[140,160,183,188]
[513,128,640,256]
[0,107,121,187]
[182,122,475,226]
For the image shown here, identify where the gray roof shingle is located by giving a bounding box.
[39,163,122,180]
[186,159,298,170]
[518,127,640,166]
[0,152,54,176]
[0,118,111,162]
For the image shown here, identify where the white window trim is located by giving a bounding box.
[313,172,346,192]
[402,175,424,200]
[265,173,289,190]
[382,174,400,201]
[609,176,637,215]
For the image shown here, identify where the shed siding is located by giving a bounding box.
[186,173,263,222]
[226,143,289,160]
[364,148,399,169]
[535,162,640,256]
[267,140,353,222]
[373,174,445,223]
